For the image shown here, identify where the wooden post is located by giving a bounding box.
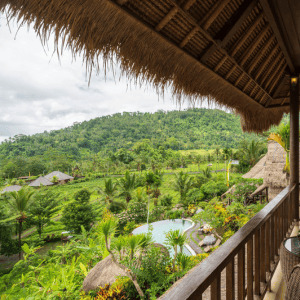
[289,75,299,221]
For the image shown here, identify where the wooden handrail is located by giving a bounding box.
[160,185,296,300]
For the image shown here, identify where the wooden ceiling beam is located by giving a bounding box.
[116,0,128,5]
[254,45,279,80]
[248,36,274,73]
[201,0,231,30]
[155,7,178,31]
[231,13,264,57]
[182,0,197,11]
[272,74,289,98]
[180,26,198,48]
[267,63,287,93]
[261,55,284,87]
[240,25,269,66]
[214,55,227,72]
[260,0,295,73]
[216,0,257,46]
[266,102,289,108]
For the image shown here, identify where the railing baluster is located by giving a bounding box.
[238,246,245,299]
[247,237,254,300]
[211,273,221,300]
[226,258,234,300]
[274,210,278,257]
[270,214,275,265]
[265,219,270,274]
[260,223,266,283]
[255,228,260,296]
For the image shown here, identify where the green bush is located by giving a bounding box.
[149,206,165,222]
[160,195,173,207]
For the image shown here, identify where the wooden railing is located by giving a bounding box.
[160,185,297,300]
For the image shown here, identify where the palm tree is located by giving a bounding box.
[268,122,290,172]
[239,139,265,167]
[174,171,193,204]
[99,178,118,204]
[119,171,136,204]
[145,170,163,205]
[165,229,187,271]
[6,188,34,259]
[98,219,144,298]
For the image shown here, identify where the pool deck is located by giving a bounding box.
[185,222,202,254]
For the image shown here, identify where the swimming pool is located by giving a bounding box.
[132,219,194,256]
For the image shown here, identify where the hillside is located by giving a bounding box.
[0,109,261,160]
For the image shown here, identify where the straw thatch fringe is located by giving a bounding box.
[1,0,289,132]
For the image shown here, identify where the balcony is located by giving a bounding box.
[160,185,299,300]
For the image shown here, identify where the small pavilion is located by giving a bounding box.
[1,0,300,299]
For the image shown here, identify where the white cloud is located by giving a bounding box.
[0,15,214,141]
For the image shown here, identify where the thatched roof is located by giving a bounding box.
[82,255,127,292]
[44,171,73,181]
[242,155,266,179]
[1,0,298,132]
[1,185,22,193]
[29,176,54,187]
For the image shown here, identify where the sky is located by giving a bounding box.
[0,14,214,142]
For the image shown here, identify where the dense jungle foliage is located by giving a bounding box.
[0,108,262,158]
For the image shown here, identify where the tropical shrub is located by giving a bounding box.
[149,206,165,222]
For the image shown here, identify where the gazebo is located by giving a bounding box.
[1,0,300,299]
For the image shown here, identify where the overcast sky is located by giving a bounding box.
[0,15,214,142]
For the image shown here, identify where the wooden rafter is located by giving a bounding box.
[261,55,284,87]
[201,0,231,30]
[180,26,198,48]
[231,13,264,57]
[116,0,128,5]
[272,75,289,98]
[248,36,275,73]
[240,25,269,66]
[215,0,257,45]
[214,55,227,72]
[155,7,178,31]
[182,0,197,11]
[260,0,295,72]
[254,45,279,80]
[267,63,287,93]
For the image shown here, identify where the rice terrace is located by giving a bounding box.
[1,1,300,300]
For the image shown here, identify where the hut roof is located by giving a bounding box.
[29,176,54,187]
[82,255,127,292]
[1,185,22,193]
[44,171,74,181]
[1,1,299,132]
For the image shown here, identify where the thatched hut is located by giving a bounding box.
[28,176,54,187]
[1,185,22,193]
[44,171,74,184]
[82,255,127,292]
[243,140,291,200]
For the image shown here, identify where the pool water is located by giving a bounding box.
[132,219,193,256]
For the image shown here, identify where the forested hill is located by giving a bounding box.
[0,109,260,159]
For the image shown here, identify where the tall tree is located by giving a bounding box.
[99,178,118,204]
[119,171,136,204]
[174,171,193,204]
[6,188,34,260]
[29,191,58,238]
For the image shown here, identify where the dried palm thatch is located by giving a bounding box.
[82,254,127,292]
[0,0,289,132]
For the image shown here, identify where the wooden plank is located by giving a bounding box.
[155,7,178,31]
[211,274,221,300]
[116,0,128,5]
[238,247,245,300]
[226,258,235,300]
[260,0,295,72]
[261,55,284,87]
[247,237,254,300]
[214,55,227,72]
[216,0,257,46]
[201,0,231,30]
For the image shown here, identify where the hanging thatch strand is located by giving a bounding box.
[1,0,289,132]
